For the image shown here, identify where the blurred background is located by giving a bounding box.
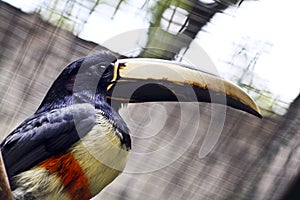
[0,0,299,199]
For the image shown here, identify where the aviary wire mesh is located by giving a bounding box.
[0,0,299,200]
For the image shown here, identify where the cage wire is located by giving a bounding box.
[1,0,299,200]
[13,0,291,116]
[42,0,291,116]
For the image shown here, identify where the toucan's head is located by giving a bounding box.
[36,52,119,114]
[37,52,261,118]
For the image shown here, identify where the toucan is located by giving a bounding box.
[0,52,261,200]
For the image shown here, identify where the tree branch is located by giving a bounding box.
[0,152,13,200]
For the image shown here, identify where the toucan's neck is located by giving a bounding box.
[36,90,109,114]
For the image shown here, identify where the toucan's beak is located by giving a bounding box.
[107,58,262,118]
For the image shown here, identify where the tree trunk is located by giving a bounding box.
[139,0,229,60]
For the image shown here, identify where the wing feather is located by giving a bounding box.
[0,103,96,182]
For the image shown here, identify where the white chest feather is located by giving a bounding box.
[71,112,130,196]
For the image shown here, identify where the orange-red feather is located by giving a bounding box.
[40,152,91,200]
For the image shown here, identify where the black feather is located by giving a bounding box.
[0,103,96,188]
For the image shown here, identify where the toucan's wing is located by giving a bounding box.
[107,58,261,118]
[0,103,96,182]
